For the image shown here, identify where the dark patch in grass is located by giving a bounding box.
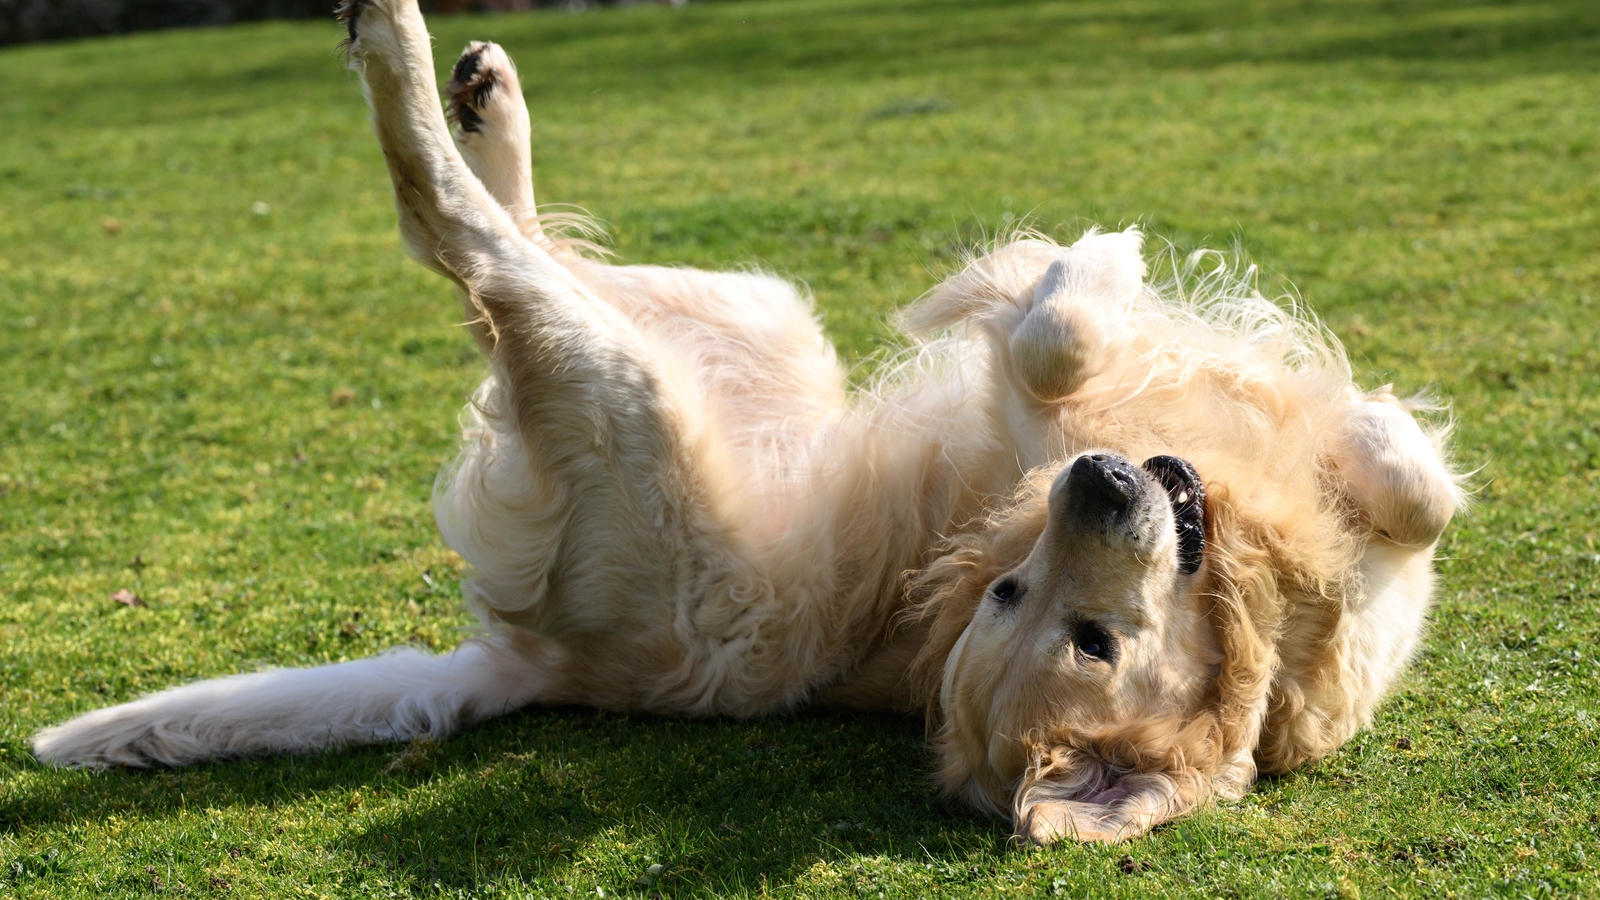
[864,98,952,120]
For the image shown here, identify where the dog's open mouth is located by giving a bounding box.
[1141,456,1206,575]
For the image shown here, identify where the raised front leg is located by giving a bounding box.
[1328,391,1463,548]
[997,231,1142,470]
[906,228,1144,471]
[1004,229,1143,403]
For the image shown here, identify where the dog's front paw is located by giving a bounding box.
[1007,229,1143,402]
[1328,393,1462,548]
[1007,258,1119,401]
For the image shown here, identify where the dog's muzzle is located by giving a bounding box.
[1069,453,1145,511]
[1060,452,1207,575]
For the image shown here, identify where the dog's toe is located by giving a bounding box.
[335,0,370,53]
[448,42,519,136]
[448,42,495,134]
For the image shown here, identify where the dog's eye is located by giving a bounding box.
[989,576,1023,609]
[1072,620,1115,664]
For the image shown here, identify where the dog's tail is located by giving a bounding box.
[31,639,550,768]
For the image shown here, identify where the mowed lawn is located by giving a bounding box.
[2,0,1598,896]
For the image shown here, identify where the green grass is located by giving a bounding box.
[2,0,1598,896]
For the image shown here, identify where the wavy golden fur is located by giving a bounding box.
[901,240,1458,840]
[33,0,1464,845]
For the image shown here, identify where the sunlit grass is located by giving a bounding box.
[2,0,1598,896]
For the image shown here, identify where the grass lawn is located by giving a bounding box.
[2,0,1599,896]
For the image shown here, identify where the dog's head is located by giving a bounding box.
[933,452,1223,843]
[907,236,1463,844]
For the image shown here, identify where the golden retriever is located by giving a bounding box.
[32,0,1464,844]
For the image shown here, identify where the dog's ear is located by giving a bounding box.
[1326,390,1464,548]
[1014,640,1272,844]
[1012,722,1213,845]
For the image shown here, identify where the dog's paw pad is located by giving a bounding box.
[448,42,509,135]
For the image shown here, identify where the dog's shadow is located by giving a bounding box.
[6,708,1006,891]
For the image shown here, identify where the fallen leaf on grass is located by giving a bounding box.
[111,589,145,607]
[634,862,667,890]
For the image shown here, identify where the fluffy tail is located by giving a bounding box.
[31,640,548,768]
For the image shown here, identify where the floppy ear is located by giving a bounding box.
[1012,723,1212,845]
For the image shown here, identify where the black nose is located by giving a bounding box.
[1068,452,1144,510]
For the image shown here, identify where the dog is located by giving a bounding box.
[31,0,1465,844]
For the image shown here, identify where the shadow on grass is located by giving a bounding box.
[3,707,1003,891]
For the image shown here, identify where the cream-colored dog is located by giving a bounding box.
[32,0,1464,844]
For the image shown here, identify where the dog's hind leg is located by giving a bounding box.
[445,41,548,247]
[31,3,706,769]
[31,637,556,767]
[343,1,698,636]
